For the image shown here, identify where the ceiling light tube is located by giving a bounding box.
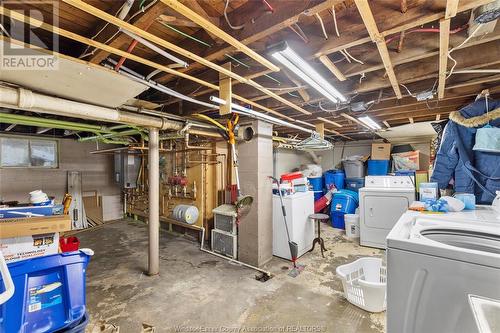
[358,116,381,130]
[269,42,347,103]
[209,96,314,134]
[121,29,189,68]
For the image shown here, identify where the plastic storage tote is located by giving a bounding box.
[324,170,345,190]
[330,190,359,229]
[345,177,365,193]
[367,160,390,175]
[308,176,324,191]
[336,257,387,312]
[0,249,93,333]
[342,159,365,178]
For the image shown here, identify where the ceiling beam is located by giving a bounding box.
[445,0,460,19]
[354,0,402,98]
[61,0,311,116]
[438,18,451,99]
[317,117,343,128]
[319,55,346,81]
[161,0,279,72]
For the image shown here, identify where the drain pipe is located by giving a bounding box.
[148,127,160,276]
[0,85,182,130]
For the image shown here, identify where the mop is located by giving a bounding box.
[269,176,305,277]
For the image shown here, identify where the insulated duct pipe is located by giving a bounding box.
[0,85,182,130]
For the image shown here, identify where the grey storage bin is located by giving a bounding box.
[343,159,366,178]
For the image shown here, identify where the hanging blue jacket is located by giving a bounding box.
[430,98,500,204]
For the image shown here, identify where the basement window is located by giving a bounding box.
[0,137,58,168]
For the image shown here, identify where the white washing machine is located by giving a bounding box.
[386,207,500,333]
[359,176,415,249]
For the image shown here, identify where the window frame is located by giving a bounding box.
[0,135,59,169]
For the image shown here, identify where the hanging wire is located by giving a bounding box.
[331,5,340,37]
[339,50,352,63]
[224,0,245,30]
[316,13,329,40]
[447,23,483,79]
[264,74,282,85]
[343,49,364,65]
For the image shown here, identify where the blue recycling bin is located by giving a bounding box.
[0,250,92,333]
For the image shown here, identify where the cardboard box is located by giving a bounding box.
[371,143,391,160]
[0,215,71,239]
[0,233,59,263]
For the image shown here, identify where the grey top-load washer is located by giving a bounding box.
[386,207,500,333]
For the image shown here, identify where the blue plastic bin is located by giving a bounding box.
[0,250,92,333]
[345,178,365,193]
[367,160,390,175]
[324,170,345,190]
[330,190,359,229]
[308,176,324,192]
[62,311,90,333]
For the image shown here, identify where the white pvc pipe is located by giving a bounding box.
[121,29,188,68]
[148,127,160,276]
[209,96,314,134]
[0,85,182,130]
[452,69,500,74]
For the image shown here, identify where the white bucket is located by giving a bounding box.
[344,214,360,238]
[29,190,49,204]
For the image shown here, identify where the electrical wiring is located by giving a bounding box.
[359,73,366,84]
[400,83,418,97]
[339,50,352,63]
[446,23,483,79]
[319,101,348,112]
[316,13,328,40]
[79,0,158,59]
[0,23,11,37]
[224,0,245,30]
[343,49,364,65]
[385,23,469,45]
[331,5,340,37]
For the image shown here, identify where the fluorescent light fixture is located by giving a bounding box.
[358,116,381,130]
[269,42,347,103]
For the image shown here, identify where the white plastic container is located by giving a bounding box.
[344,214,360,239]
[336,257,387,312]
[29,190,49,205]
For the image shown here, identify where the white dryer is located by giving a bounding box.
[359,176,415,249]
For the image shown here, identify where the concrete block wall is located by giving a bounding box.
[237,120,273,267]
[0,137,120,203]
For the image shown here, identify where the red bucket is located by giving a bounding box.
[60,236,80,252]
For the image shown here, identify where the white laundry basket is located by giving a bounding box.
[336,257,386,312]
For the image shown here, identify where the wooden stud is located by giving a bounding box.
[445,0,460,19]
[400,0,408,13]
[317,117,343,128]
[161,0,279,72]
[354,0,402,99]
[283,70,310,102]
[0,10,295,122]
[319,55,347,81]
[438,19,451,99]
[409,117,414,123]
[219,62,232,116]
[383,121,391,128]
[315,123,325,139]
[61,0,311,116]
[436,114,441,121]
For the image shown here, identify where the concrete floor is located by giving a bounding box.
[78,219,386,333]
